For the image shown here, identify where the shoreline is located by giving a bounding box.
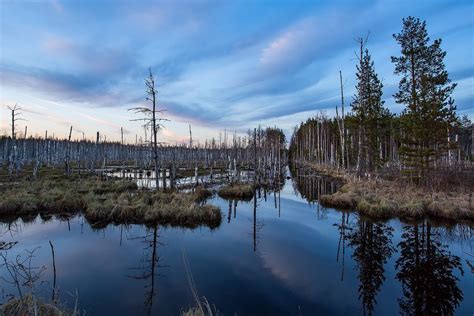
[293,161,474,224]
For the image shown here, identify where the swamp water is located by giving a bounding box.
[0,169,473,315]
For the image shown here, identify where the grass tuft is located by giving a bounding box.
[217,183,254,200]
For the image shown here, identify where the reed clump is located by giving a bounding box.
[0,176,221,229]
[180,297,220,316]
[0,294,77,316]
[320,178,474,222]
[217,183,254,200]
[194,186,213,201]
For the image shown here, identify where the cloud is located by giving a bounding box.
[78,113,122,130]
[0,63,140,108]
[40,33,138,77]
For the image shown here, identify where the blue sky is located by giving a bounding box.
[1,0,473,143]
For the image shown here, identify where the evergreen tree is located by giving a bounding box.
[352,44,391,174]
[392,16,457,181]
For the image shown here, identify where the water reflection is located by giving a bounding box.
[127,226,163,315]
[347,217,395,315]
[0,175,472,315]
[335,212,350,281]
[226,199,238,224]
[290,165,340,203]
[396,221,464,315]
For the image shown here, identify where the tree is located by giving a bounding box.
[352,39,391,174]
[7,104,24,178]
[129,69,169,189]
[392,16,457,181]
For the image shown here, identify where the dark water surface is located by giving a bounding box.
[1,170,473,315]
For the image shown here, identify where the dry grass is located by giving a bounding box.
[320,177,474,222]
[0,294,78,316]
[293,160,348,181]
[0,176,221,229]
[217,183,254,200]
[194,186,213,201]
[85,190,221,229]
[180,298,220,316]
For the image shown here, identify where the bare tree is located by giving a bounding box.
[129,68,169,189]
[336,71,346,169]
[8,104,23,140]
[7,104,25,178]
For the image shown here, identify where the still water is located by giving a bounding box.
[1,169,473,315]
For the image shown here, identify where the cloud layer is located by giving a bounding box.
[1,0,473,142]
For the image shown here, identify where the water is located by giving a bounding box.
[106,169,254,189]
[0,170,473,315]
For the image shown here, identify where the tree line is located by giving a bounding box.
[289,16,473,184]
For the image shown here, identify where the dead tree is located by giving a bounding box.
[7,104,24,178]
[65,126,73,176]
[336,71,346,169]
[129,68,169,189]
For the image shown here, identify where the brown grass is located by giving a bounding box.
[320,177,474,222]
[217,183,254,200]
[1,294,78,316]
[194,186,213,201]
[0,176,221,229]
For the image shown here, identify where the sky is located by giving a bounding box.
[0,0,473,144]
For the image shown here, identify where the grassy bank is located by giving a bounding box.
[217,183,254,200]
[315,172,474,222]
[0,176,221,229]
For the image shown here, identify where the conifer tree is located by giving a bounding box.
[392,16,457,181]
[352,43,390,174]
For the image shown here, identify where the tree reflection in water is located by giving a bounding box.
[290,165,340,220]
[396,220,464,315]
[127,225,164,315]
[347,216,395,315]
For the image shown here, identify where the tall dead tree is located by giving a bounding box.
[7,104,24,178]
[129,68,168,189]
[8,104,22,140]
[65,126,73,176]
[338,71,346,169]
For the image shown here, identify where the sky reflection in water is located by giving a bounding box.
[0,174,473,315]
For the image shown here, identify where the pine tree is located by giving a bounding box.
[392,17,457,181]
[352,43,390,174]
